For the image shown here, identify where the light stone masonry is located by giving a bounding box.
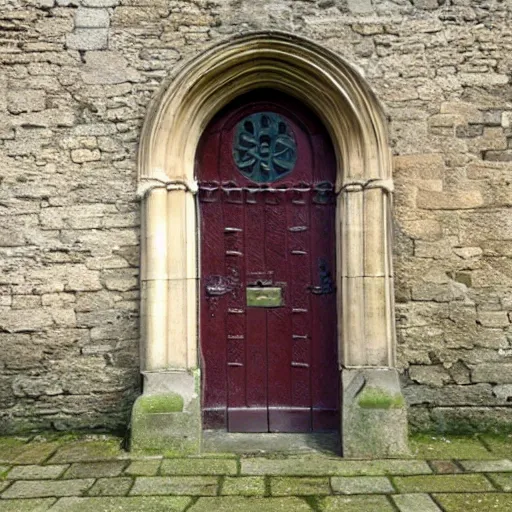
[1,0,512,438]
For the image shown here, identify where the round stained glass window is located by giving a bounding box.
[232,112,297,183]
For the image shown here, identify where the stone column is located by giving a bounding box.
[339,183,409,458]
[141,187,168,371]
[131,185,200,454]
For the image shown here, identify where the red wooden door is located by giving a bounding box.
[197,90,339,433]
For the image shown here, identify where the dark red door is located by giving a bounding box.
[197,90,339,433]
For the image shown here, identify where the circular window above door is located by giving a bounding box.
[232,112,297,183]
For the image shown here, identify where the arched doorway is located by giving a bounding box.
[132,31,409,457]
[197,91,339,433]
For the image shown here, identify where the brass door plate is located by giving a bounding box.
[246,287,283,307]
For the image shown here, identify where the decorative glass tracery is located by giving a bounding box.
[232,112,297,183]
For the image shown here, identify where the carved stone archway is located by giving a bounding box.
[131,31,408,457]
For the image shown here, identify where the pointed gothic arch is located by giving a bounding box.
[133,31,408,457]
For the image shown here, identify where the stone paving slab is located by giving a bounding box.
[0,438,35,465]
[392,493,442,512]
[130,476,219,496]
[0,443,60,465]
[434,492,512,512]
[331,476,394,494]
[160,458,237,476]
[220,476,265,496]
[429,460,462,474]
[410,436,496,460]
[125,459,161,476]
[88,476,133,496]
[48,439,123,464]
[459,459,512,472]
[0,498,56,511]
[188,496,313,511]
[321,495,394,511]
[1,434,512,511]
[48,496,191,511]
[63,460,127,478]
[393,474,495,493]
[241,457,432,476]
[270,476,331,496]
[1,478,95,499]
[6,464,68,480]
[486,472,512,491]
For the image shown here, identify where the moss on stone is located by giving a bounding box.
[135,394,184,414]
[409,434,495,460]
[434,493,512,512]
[357,388,405,409]
[393,474,494,493]
[130,392,201,456]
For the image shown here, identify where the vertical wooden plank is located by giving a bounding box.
[266,188,295,432]
[288,197,311,414]
[310,133,339,431]
[198,131,228,429]
[218,131,250,429]
[241,188,268,431]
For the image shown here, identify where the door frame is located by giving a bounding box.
[133,31,409,457]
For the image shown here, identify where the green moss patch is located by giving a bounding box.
[393,474,494,493]
[357,388,405,409]
[135,394,184,414]
[434,493,512,512]
[409,435,494,460]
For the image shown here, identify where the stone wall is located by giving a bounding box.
[1,0,511,434]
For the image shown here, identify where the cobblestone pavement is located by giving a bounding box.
[1,434,512,511]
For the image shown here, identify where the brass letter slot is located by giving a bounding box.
[246,287,283,308]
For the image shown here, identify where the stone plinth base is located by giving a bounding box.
[130,370,200,455]
[342,368,409,458]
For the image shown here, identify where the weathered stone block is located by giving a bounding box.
[347,0,373,14]
[130,372,201,455]
[417,190,484,210]
[49,496,191,511]
[88,477,134,496]
[342,369,409,458]
[221,477,265,496]
[81,51,140,85]
[75,8,110,28]
[409,365,451,388]
[392,493,443,512]
[63,461,127,479]
[0,499,57,511]
[2,478,95,498]
[477,311,510,328]
[124,460,161,476]
[83,0,119,6]
[188,497,312,512]
[7,464,69,480]
[129,476,218,496]
[472,364,512,384]
[330,476,394,494]
[394,474,494,493]
[71,149,101,163]
[112,7,167,25]
[66,29,108,51]
[322,496,394,512]
[7,89,45,114]
[240,457,431,476]
[270,476,330,496]
[160,458,237,476]
[0,309,54,332]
